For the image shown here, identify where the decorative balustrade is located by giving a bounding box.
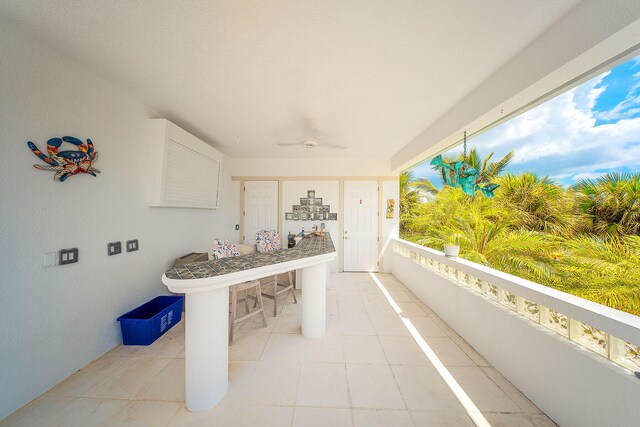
[393,239,640,372]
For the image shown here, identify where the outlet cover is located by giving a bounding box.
[126,239,139,252]
[108,241,122,256]
[44,252,57,268]
[59,248,79,265]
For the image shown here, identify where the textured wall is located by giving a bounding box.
[0,20,236,419]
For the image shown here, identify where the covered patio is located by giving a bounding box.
[1,273,551,427]
[3,1,640,426]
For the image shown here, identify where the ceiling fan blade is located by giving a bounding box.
[277,142,303,147]
[320,141,347,150]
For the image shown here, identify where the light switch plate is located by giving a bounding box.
[59,248,79,265]
[44,252,57,268]
[108,241,122,256]
[126,239,139,252]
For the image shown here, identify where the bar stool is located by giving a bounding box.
[255,230,297,316]
[211,238,267,345]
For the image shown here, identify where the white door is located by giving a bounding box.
[344,181,379,272]
[244,181,278,247]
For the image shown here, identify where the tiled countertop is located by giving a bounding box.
[164,233,335,281]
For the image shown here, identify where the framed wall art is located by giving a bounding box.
[386,199,395,219]
[287,190,338,221]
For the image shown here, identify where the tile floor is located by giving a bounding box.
[1,273,557,427]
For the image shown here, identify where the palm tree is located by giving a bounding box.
[438,148,515,185]
[575,172,640,237]
[399,171,437,233]
[413,186,560,283]
[554,235,640,315]
[401,174,640,316]
[494,173,585,237]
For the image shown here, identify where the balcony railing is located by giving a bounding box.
[392,238,640,372]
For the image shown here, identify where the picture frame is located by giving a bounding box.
[386,199,395,219]
[287,192,335,222]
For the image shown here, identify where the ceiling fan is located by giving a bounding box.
[276,117,347,150]
[277,139,346,150]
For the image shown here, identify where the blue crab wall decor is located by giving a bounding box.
[27,136,100,182]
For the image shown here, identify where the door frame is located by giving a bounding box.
[342,180,381,272]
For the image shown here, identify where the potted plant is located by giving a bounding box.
[444,234,461,257]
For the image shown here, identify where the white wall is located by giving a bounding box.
[381,180,400,273]
[0,20,236,419]
[229,156,394,177]
[387,249,640,427]
[281,181,340,272]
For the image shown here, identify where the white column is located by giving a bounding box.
[185,287,229,412]
[301,262,327,339]
[295,268,304,289]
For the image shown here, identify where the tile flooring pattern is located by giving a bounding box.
[165,233,335,280]
[1,273,557,427]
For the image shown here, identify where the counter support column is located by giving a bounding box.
[301,263,327,339]
[185,288,229,412]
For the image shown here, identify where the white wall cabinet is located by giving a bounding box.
[148,119,223,209]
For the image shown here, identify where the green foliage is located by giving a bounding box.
[399,170,437,233]
[494,173,587,237]
[401,158,640,317]
[575,172,640,237]
[554,236,640,314]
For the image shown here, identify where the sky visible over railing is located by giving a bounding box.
[411,55,640,187]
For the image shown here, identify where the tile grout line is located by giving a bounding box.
[369,273,491,427]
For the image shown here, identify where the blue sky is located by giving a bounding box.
[410,55,640,187]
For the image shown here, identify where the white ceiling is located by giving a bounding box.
[0,1,580,158]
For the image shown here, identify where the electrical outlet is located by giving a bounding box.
[235,224,240,230]
[108,241,122,256]
[59,248,79,265]
[126,239,139,252]
[44,251,57,268]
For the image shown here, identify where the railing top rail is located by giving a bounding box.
[392,238,640,347]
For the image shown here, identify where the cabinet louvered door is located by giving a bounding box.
[162,139,221,208]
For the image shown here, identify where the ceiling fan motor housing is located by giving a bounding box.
[303,140,318,148]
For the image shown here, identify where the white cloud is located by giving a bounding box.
[464,71,640,183]
[410,65,640,186]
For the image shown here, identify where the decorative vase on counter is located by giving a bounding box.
[288,232,296,248]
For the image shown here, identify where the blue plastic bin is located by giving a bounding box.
[117,295,184,345]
